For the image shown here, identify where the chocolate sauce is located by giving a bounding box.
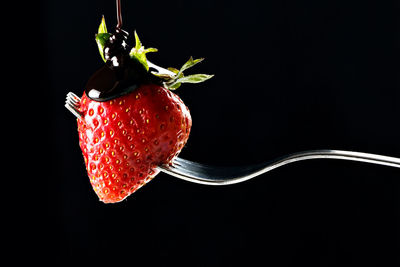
[85,57,148,101]
[85,0,151,102]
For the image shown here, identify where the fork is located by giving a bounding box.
[157,150,400,185]
[65,91,400,185]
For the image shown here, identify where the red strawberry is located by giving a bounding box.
[78,84,192,203]
[72,3,213,203]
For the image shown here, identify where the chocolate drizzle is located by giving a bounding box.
[85,0,150,102]
[104,28,130,68]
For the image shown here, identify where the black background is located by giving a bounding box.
[35,0,400,265]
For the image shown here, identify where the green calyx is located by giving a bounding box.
[129,31,158,71]
[95,16,112,62]
[94,16,213,90]
[154,57,214,90]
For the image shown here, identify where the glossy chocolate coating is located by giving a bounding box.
[85,28,149,102]
[85,0,151,102]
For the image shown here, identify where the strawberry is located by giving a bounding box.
[78,84,192,203]
[74,1,213,203]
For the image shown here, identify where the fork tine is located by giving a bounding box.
[173,157,206,169]
[173,157,220,172]
[65,102,83,119]
[67,92,79,100]
[67,96,79,106]
[67,92,81,106]
[157,161,196,180]
[65,92,83,119]
[158,159,232,185]
[161,157,229,182]
[67,92,81,101]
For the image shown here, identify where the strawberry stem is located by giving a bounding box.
[116,0,123,29]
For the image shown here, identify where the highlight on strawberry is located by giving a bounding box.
[67,0,213,203]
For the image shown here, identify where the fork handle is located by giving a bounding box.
[233,149,400,185]
[271,149,400,169]
[161,150,400,186]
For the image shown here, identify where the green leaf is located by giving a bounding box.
[145,47,158,53]
[95,16,111,62]
[181,57,204,71]
[96,33,111,62]
[98,15,108,34]
[168,74,214,89]
[161,57,213,89]
[134,31,142,51]
[176,57,204,78]
[167,67,180,74]
[168,82,182,90]
[151,72,174,80]
[129,31,158,71]
[174,74,214,84]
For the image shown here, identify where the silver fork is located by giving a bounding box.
[158,150,400,185]
[65,92,400,185]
